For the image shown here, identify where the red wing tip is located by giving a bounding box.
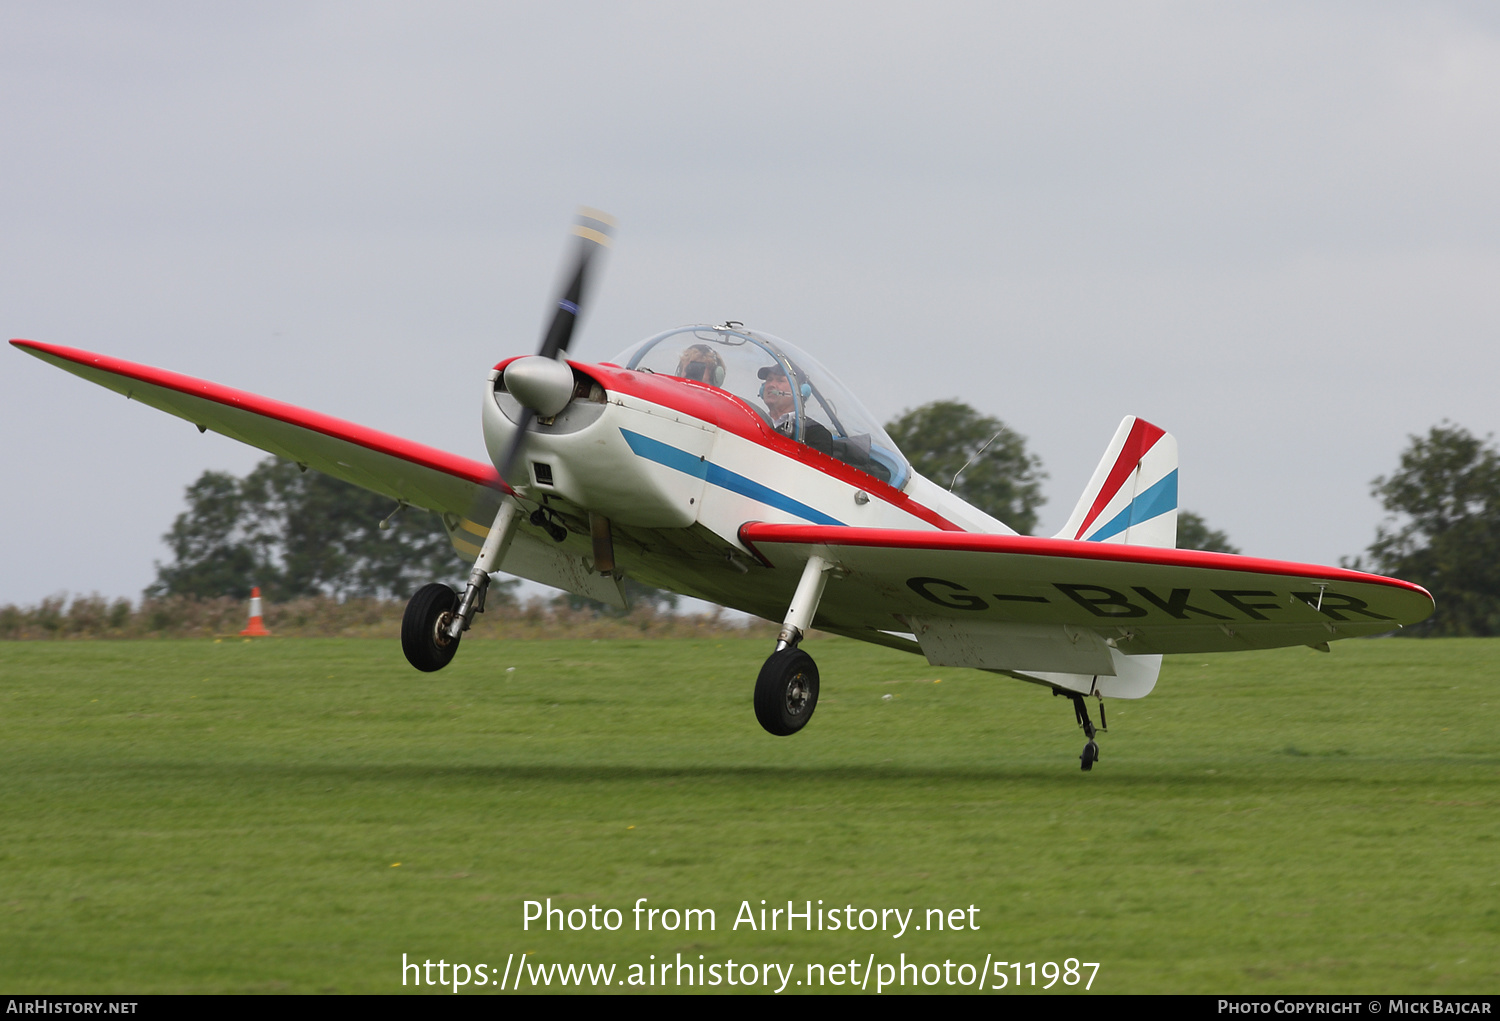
[11,339,67,357]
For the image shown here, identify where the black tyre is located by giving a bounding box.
[402,583,461,672]
[754,648,820,736]
[1080,740,1099,772]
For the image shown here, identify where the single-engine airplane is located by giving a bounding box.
[12,210,1434,769]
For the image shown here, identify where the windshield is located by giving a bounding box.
[610,325,909,488]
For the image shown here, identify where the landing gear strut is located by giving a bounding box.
[401,498,521,672]
[754,553,833,736]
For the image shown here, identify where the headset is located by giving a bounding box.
[757,367,811,401]
[679,347,726,386]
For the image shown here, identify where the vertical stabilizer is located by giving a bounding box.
[1054,416,1177,548]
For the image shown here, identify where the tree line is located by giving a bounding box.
[149,404,1495,634]
[1356,423,1500,636]
[148,458,471,604]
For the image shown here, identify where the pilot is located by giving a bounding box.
[758,364,834,453]
[675,344,726,387]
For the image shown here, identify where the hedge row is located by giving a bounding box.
[0,594,777,641]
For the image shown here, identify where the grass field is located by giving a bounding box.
[1,635,1495,994]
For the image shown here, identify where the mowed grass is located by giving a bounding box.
[0,636,1495,994]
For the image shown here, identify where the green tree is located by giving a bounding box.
[885,400,1046,533]
[149,470,278,601]
[1362,423,1500,636]
[1176,511,1241,554]
[150,456,491,603]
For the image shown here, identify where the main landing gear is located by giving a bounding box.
[754,553,833,736]
[401,499,521,673]
[1057,690,1108,772]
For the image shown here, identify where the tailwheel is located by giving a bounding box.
[1060,691,1107,772]
[402,583,462,672]
[754,648,820,736]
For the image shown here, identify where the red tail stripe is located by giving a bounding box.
[1074,418,1165,539]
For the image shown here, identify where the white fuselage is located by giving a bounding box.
[478,357,1009,622]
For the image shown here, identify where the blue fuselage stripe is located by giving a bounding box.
[620,428,845,526]
[1088,469,1178,542]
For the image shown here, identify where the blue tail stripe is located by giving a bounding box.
[620,429,845,527]
[1087,469,1178,542]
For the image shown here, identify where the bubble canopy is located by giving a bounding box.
[609,325,909,487]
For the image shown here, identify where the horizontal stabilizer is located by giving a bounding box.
[1010,652,1162,700]
[906,617,1160,699]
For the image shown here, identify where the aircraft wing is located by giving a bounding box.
[12,339,639,606]
[12,338,510,521]
[738,522,1435,659]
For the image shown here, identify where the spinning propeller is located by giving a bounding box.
[430,208,618,649]
[496,208,615,486]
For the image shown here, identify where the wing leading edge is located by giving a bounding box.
[12,339,638,607]
[738,523,1435,679]
[13,339,510,523]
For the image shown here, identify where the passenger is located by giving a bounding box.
[675,344,726,387]
[757,364,834,453]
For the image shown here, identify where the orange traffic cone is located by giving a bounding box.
[240,586,272,637]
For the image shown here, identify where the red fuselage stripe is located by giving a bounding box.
[13,339,509,492]
[534,358,965,532]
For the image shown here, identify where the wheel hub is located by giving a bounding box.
[785,673,810,716]
[432,611,455,647]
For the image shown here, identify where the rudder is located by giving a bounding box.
[1055,416,1177,549]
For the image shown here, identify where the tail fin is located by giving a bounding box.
[1055,416,1177,548]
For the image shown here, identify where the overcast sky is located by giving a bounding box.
[4,2,1498,608]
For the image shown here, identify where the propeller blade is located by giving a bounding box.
[497,208,615,486]
[497,406,536,488]
[538,207,615,361]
